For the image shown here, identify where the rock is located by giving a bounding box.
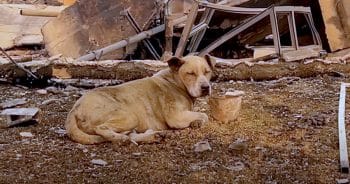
[226,161,245,171]
[194,140,212,153]
[91,159,107,166]
[36,89,48,95]
[45,86,61,94]
[41,99,63,105]
[132,152,142,156]
[53,127,66,135]
[228,139,248,154]
[20,132,34,138]
[64,85,79,92]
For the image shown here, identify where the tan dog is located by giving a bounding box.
[65,55,215,144]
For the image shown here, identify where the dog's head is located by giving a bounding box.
[167,55,216,98]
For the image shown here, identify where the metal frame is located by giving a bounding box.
[192,3,322,57]
[121,8,160,60]
[338,83,350,173]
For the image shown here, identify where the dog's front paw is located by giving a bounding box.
[191,113,209,129]
[199,113,209,124]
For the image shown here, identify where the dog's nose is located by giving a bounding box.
[201,85,210,95]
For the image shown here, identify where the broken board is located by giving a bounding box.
[0,4,65,50]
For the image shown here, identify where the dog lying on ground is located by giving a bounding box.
[65,55,215,144]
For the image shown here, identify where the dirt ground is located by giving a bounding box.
[0,75,347,183]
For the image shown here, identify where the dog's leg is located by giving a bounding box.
[129,129,165,144]
[95,124,130,143]
[94,117,138,143]
[166,111,208,129]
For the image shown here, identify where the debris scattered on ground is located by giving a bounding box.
[19,132,34,138]
[90,159,108,166]
[194,140,212,153]
[0,107,39,128]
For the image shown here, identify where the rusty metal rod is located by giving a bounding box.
[0,47,38,79]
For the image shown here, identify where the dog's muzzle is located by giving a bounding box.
[201,84,210,96]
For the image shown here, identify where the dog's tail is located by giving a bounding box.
[65,110,105,145]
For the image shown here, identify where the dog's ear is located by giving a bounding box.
[167,56,185,72]
[204,54,216,70]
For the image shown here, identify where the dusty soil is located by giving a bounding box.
[0,75,347,183]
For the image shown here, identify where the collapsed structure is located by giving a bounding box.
[0,0,349,82]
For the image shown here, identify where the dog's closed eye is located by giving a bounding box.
[187,72,196,76]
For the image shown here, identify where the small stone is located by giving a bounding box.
[82,149,88,153]
[132,152,142,156]
[41,99,63,106]
[91,159,107,166]
[229,80,234,84]
[45,87,60,94]
[229,140,247,154]
[65,85,79,92]
[36,89,48,95]
[54,128,67,135]
[194,140,212,153]
[226,161,245,171]
[20,132,34,138]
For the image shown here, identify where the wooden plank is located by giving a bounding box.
[274,6,311,13]
[199,6,273,56]
[287,11,298,50]
[175,1,199,57]
[305,13,322,46]
[338,83,350,173]
[269,7,281,55]
[198,1,265,14]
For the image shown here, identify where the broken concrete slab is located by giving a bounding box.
[0,108,40,128]
[0,4,65,50]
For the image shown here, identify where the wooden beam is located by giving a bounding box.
[269,7,281,55]
[288,11,298,50]
[305,13,322,47]
[175,2,199,57]
[338,83,350,173]
[20,9,60,17]
[198,1,265,14]
[199,6,273,56]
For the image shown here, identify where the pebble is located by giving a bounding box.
[229,140,247,154]
[132,152,142,156]
[91,159,107,166]
[226,161,245,171]
[20,132,34,138]
[36,89,48,95]
[194,140,212,152]
[45,86,61,94]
